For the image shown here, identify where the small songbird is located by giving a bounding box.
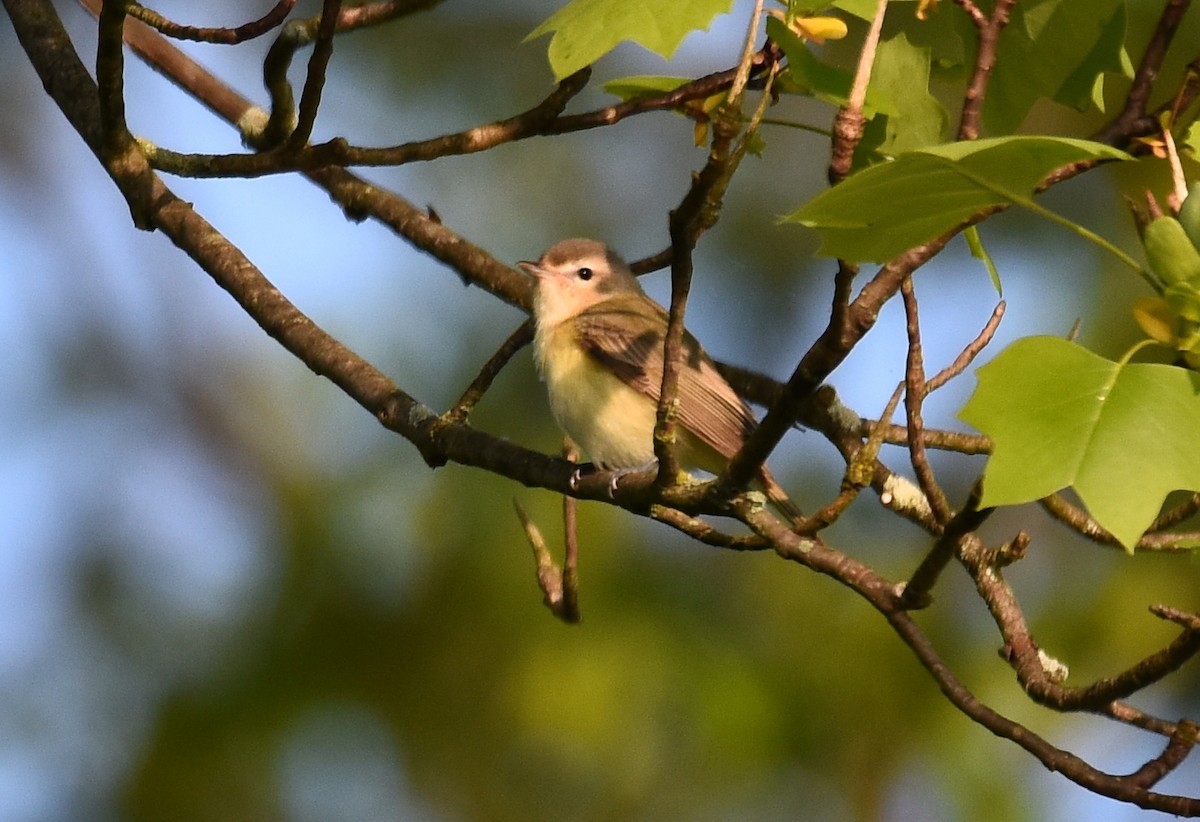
[519,238,801,522]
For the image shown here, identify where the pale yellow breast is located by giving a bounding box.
[534,320,658,469]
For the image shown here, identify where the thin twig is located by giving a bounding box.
[650,506,770,550]
[964,531,1200,713]
[950,0,986,28]
[513,499,580,624]
[1149,493,1200,532]
[123,0,296,44]
[927,300,1006,392]
[259,0,446,146]
[1126,721,1199,790]
[656,4,775,490]
[444,320,534,423]
[1104,700,1183,737]
[78,0,257,124]
[807,380,905,531]
[855,422,992,454]
[287,0,343,149]
[726,234,956,503]
[1095,0,1194,144]
[1022,609,1200,714]
[560,440,581,622]
[549,47,777,134]
[138,67,592,177]
[900,277,950,522]
[957,0,1015,140]
[1040,494,1200,552]
[828,0,887,182]
[899,481,989,609]
[726,0,765,107]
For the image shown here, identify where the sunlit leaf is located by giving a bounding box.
[784,136,1130,262]
[959,336,1200,550]
[767,17,897,116]
[527,0,737,82]
[1132,296,1174,345]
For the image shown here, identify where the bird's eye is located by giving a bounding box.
[577,267,593,281]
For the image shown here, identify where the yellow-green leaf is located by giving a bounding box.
[959,336,1200,551]
[527,0,736,82]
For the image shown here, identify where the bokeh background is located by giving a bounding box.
[2,1,1198,819]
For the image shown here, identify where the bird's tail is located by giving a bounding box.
[758,467,805,528]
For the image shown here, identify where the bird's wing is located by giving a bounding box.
[573,300,757,459]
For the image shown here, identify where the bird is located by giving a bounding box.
[519,238,801,523]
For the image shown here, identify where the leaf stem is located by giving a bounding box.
[1017,197,1153,285]
[1117,338,1164,367]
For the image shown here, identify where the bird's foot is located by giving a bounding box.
[604,461,658,498]
[568,463,598,491]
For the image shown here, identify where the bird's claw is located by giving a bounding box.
[567,462,653,498]
[605,462,656,498]
[607,472,623,498]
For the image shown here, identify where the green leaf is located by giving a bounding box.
[767,17,897,116]
[1184,120,1200,160]
[832,0,910,20]
[527,0,737,82]
[1142,216,1200,286]
[783,136,1130,262]
[959,336,1200,551]
[964,225,1002,295]
[858,31,948,156]
[830,0,875,19]
[1177,182,1200,249]
[1055,0,1128,113]
[984,0,1127,134]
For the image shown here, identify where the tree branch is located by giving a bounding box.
[122,0,296,44]
[956,0,1015,140]
[1094,0,1194,145]
[286,0,343,149]
[900,277,950,523]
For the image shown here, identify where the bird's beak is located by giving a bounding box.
[518,260,546,279]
